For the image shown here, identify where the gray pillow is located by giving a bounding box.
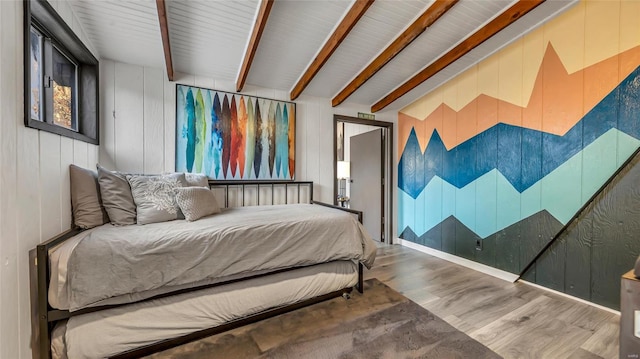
[69,164,109,229]
[97,165,137,225]
[175,187,221,221]
[127,173,187,225]
[185,173,209,187]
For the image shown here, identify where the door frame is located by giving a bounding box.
[333,114,393,243]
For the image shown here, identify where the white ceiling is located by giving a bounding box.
[69,0,577,112]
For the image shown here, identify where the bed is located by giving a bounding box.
[30,179,376,359]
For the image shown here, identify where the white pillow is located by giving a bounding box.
[127,173,186,225]
[175,187,221,222]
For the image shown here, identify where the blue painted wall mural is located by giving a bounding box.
[397,0,640,309]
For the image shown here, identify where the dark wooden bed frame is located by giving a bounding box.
[29,180,366,359]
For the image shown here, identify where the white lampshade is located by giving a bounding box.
[337,161,350,179]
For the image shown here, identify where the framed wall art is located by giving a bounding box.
[176,85,295,180]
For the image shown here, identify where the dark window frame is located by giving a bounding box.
[24,0,99,145]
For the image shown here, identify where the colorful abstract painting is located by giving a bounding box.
[176,85,295,180]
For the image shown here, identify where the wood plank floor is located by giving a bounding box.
[365,243,620,359]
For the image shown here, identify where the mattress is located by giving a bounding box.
[49,204,376,311]
[51,260,358,359]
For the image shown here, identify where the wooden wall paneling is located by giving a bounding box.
[304,100,320,198]
[273,184,285,205]
[100,60,116,169]
[300,184,311,203]
[440,215,456,255]
[60,137,74,231]
[590,156,640,309]
[114,63,144,173]
[424,91,443,251]
[493,40,523,272]
[143,67,165,174]
[0,0,4,352]
[564,205,593,301]
[582,0,619,204]
[0,1,19,354]
[214,78,235,94]
[259,185,271,206]
[16,128,41,358]
[454,220,479,261]
[535,234,567,292]
[163,76,176,172]
[440,84,457,254]
[244,185,258,206]
[39,132,62,240]
[519,142,543,278]
[518,31,544,280]
[521,211,563,282]
[0,2,20,358]
[584,1,619,71]
[227,186,240,207]
[318,103,333,204]
[87,144,98,167]
[286,184,297,204]
[454,75,477,261]
[494,223,521,274]
[73,139,88,168]
[540,0,583,260]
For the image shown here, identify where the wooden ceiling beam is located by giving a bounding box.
[332,0,458,107]
[290,0,375,101]
[156,0,174,81]
[371,0,545,113]
[236,0,274,92]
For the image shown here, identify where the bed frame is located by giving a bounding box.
[29,180,366,359]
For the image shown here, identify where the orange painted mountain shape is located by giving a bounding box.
[399,44,640,152]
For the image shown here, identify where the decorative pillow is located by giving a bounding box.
[161,172,209,219]
[127,173,187,225]
[69,164,109,229]
[97,165,137,225]
[175,187,221,222]
[185,173,209,187]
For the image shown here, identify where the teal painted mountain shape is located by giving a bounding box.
[398,66,640,199]
[398,128,640,238]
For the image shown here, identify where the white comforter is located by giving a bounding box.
[49,204,376,311]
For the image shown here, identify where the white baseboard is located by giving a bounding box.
[398,239,519,283]
[397,238,621,315]
[520,280,620,315]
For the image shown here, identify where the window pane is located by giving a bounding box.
[52,47,77,131]
[30,27,43,121]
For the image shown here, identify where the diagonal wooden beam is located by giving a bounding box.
[332,0,458,107]
[156,0,174,81]
[236,0,274,92]
[372,0,545,113]
[290,0,375,101]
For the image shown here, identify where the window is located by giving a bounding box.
[24,0,99,144]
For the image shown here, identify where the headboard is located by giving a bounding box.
[208,180,313,208]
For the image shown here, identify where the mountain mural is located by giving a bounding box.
[397,0,640,310]
[398,45,640,154]
[400,65,640,199]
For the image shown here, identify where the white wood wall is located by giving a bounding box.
[0,1,98,358]
[100,59,397,205]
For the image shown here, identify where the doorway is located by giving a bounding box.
[333,115,393,243]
